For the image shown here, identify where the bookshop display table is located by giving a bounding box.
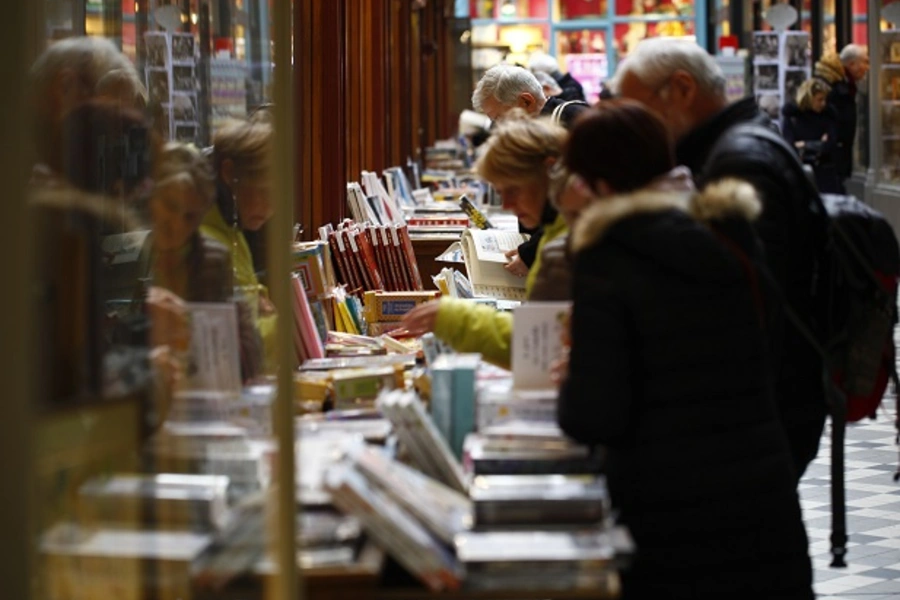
[412,235,457,284]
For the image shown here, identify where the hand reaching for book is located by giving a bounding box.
[503,249,529,278]
[399,300,441,336]
[146,286,190,353]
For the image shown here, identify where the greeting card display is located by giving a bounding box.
[144,31,199,143]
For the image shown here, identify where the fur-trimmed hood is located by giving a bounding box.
[571,178,760,253]
[570,178,762,285]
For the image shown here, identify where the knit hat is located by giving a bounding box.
[814,52,845,84]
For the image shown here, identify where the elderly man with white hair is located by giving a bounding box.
[472,63,587,127]
[614,37,828,489]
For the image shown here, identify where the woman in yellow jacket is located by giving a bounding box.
[401,114,576,368]
[202,117,278,369]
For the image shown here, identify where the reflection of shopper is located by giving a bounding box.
[814,47,869,180]
[140,143,263,380]
[782,79,842,193]
[528,51,587,103]
[203,118,278,369]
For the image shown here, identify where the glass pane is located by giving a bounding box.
[614,19,695,58]
[556,29,609,102]
[558,0,607,21]
[879,25,900,182]
[471,0,550,19]
[30,0,287,597]
[615,0,694,19]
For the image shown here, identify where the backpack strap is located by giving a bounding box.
[550,100,589,126]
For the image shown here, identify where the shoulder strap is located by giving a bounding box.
[551,100,589,125]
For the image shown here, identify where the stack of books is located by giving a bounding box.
[455,528,633,591]
[377,389,469,494]
[463,420,604,476]
[469,474,608,527]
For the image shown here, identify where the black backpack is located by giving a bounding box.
[721,124,900,567]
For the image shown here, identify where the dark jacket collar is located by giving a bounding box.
[676,98,767,175]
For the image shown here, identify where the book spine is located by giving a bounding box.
[357,227,385,290]
[396,224,424,291]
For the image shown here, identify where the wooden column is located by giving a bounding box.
[410,5,424,163]
[296,0,346,236]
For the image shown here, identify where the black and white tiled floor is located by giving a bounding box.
[801,405,900,598]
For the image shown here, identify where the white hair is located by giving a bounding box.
[840,44,868,64]
[528,52,560,75]
[472,64,545,112]
[534,71,562,96]
[611,38,726,98]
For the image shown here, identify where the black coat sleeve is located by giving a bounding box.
[558,253,633,448]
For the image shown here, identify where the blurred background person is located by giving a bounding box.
[814,46,869,183]
[205,117,277,368]
[782,79,842,193]
[534,70,563,99]
[528,50,587,102]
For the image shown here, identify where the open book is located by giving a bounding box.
[460,228,528,300]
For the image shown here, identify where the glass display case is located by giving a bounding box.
[23,1,297,598]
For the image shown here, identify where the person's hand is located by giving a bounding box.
[503,249,529,278]
[795,141,806,148]
[550,346,570,387]
[821,133,829,141]
[146,286,190,352]
[399,300,441,337]
[258,293,277,317]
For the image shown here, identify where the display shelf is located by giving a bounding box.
[472,17,548,26]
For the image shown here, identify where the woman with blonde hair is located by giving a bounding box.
[400,113,570,367]
[782,78,841,193]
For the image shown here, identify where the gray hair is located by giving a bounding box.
[472,64,545,112]
[528,52,560,75]
[840,44,868,64]
[534,71,562,96]
[611,38,726,99]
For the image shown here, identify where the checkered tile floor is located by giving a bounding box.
[801,402,900,598]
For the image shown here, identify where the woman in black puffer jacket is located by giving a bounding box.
[558,99,814,600]
[782,78,843,193]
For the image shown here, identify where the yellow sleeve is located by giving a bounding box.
[433,298,513,369]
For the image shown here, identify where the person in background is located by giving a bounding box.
[472,64,588,127]
[782,78,843,193]
[814,46,869,182]
[400,114,569,367]
[558,99,814,600]
[204,117,278,369]
[534,70,563,99]
[472,64,588,277]
[528,51,587,103]
[614,37,827,482]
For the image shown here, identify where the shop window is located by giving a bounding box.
[471,0,549,19]
[556,29,609,102]
[558,0,607,21]
[614,0,694,19]
[614,18,695,57]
